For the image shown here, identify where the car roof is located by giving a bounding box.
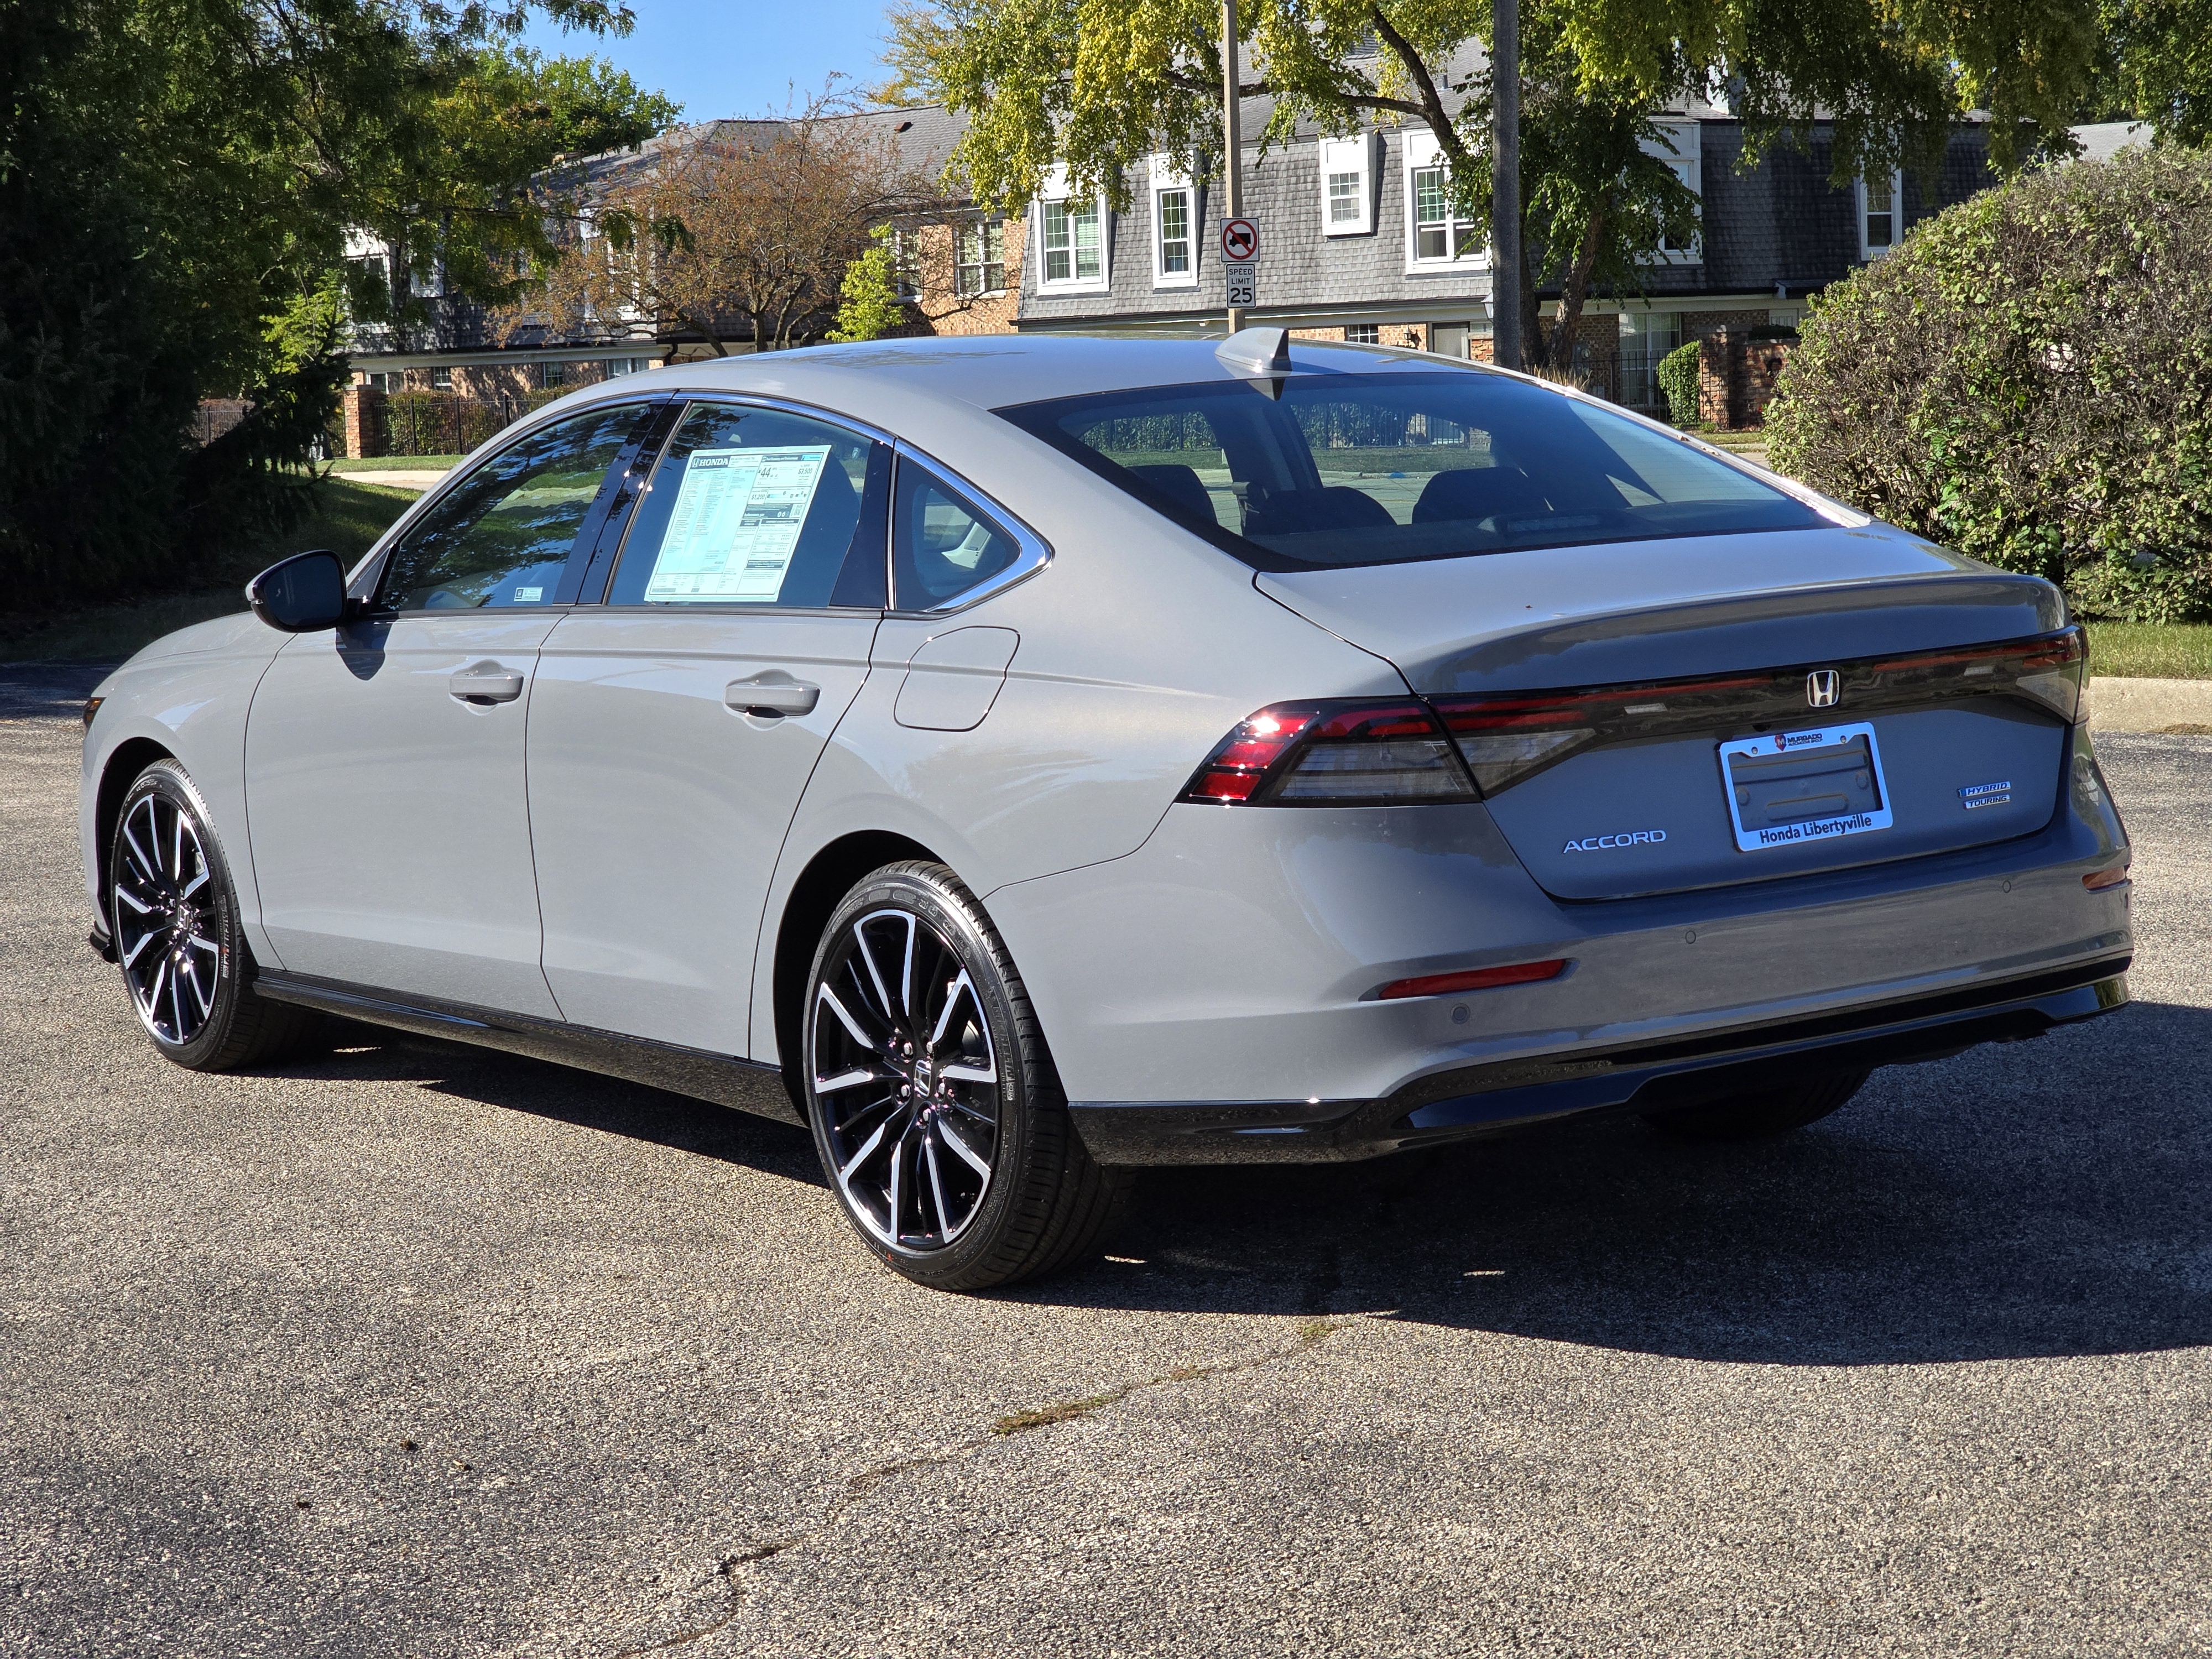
[625,333,1484,416]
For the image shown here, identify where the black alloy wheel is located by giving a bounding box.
[108,760,319,1070]
[804,862,1131,1290]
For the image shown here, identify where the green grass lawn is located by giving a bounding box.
[327,453,462,473]
[2085,622,2212,680]
[0,476,416,666]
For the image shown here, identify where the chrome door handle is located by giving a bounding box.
[450,666,525,703]
[725,676,820,717]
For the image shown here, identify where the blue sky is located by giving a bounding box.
[523,0,901,123]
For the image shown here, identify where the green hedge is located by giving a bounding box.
[1657,341,1702,428]
[1766,147,2212,622]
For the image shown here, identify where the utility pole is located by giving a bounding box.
[1223,0,1244,333]
[1490,0,1522,370]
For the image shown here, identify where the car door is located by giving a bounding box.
[526,399,890,1054]
[245,399,665,1014]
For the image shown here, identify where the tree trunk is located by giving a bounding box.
[1550,198,1611,376]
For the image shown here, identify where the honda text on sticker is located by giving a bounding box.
[79,331,2132,1288]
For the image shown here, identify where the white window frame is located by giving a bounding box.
[1034,166,1110,294]
[1644,123,1702,263]
[1402,131,1486,272]
[1149,158,1198,289]
[1859,169,1904,260]
[954,217,1008,298]
[1318,133,1376,237]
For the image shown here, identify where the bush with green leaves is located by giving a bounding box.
[1657,341,1702,428]
[1766,146,2212,623]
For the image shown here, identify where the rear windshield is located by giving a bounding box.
[997,370,1827,570]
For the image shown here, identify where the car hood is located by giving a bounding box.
[1255,526,2067,694]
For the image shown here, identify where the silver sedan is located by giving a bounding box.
[79,332,2134,1288]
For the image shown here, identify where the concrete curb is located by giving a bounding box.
[2088,676,2212,733]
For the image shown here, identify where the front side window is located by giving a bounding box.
[375,403,651,611]
[999,372,1826,572]
[1158,188,1191,275]
[606,403,884,608]
[891,462,1023,609]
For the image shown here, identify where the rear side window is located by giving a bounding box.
[891,460,1022,609]
[377,403,649,610]
[606,403,885,608]
[997,371,1825,571]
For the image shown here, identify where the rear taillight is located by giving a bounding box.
[1877,627,2088,724]
[1180,700,1476,806]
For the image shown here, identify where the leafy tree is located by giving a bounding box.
[347,45,681,348]
[0,0,670,612]
[2084,0,2212,145]
[510,105,942,353]
[885,0,2100,367]
[828,229,910,342]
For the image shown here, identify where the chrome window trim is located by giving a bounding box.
[574,391,1051,617]
[345,393,674,607]
[889,439,1052,617]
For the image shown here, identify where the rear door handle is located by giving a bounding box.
[725,675,820,718]
[450,666,525,704]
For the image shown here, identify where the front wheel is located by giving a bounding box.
[108,759,321,1070]
[1641,1069,1871,1142]
[804,860,1131,1291]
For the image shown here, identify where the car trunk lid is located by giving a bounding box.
[1257,529,2080,900]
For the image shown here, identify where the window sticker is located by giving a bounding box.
[644,445,831,602]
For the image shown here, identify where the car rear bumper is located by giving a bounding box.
[1070,958,2130,1165]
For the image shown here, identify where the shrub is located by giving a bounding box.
[1766,146,2212,623]
[1657,341,1702,427]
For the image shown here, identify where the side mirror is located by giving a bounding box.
[247,550,351,633]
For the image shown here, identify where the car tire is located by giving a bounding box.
[108,759,323,1071]
[1640,1068,1871,1142]
[803,860,1133,1291]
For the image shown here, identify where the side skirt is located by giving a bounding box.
[252,971,804,1126]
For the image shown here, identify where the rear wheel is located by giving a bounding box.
[108,759,321,1070]
[1641,1070,1870,1142]
[804,860,1131,1291]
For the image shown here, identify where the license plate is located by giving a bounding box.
[1719,722,1893,853]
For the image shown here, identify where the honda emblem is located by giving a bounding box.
[1806,669,1840,708]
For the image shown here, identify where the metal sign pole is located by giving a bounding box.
[1490,0,1522,371]
[1223,0,1244,333]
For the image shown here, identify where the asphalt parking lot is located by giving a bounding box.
[3,662,2207,1658]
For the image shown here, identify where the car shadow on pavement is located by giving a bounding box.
[1042,1001,2212,1366]
[273,1003,2210,1369]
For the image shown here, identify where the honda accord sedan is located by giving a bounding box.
[80,330,2133,1288]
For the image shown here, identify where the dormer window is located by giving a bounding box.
[1404,131,1481,267]
[1319,135,1375,236]
[1860,170,1903,260]
[1036,166,1109,291]
[1150,158,1198,288]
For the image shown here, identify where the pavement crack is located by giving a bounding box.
[607,1318,1355,1656]
[993,1314,1348,1437]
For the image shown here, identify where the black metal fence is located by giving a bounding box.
[371,389,565,458]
